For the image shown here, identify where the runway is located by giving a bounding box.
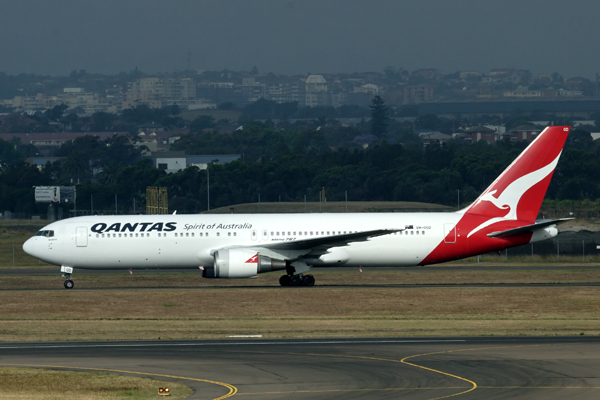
[1,337,599,399]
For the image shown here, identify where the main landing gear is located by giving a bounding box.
[279,265,315,287]
[61,266,74,289]
[64,278,74,289]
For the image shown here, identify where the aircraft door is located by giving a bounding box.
[76,227,88,247]
[444,224,456,243]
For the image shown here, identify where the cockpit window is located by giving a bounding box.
[35,230,54,237]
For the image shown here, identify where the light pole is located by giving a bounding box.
[207,164,210,211]
[200,163,211,212]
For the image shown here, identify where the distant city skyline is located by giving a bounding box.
[1,0,599,79]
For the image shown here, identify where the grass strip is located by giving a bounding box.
[0,368,193,399]
[0,287,598,341]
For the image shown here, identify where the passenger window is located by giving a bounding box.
[164,233,167,237]
[175,233,178,237]
[287,232,291,236]
[411,231,414,235]
[96,234,99,238]
[113,234,116,238]
[422,231,425,235]
[217,232,220,237]
[199,233,203,237]
[234,232,237,236]
[206,233,209,237]
[191,233,194,237]
[158,233,161,237]
[135,233,138,237]
[228,232,231,236]
[186,232,189,237]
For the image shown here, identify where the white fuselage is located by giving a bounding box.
[24,212,462,270]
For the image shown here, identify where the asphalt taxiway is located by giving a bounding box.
[1,336,599,399]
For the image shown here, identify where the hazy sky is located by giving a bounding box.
[1,0,598,78]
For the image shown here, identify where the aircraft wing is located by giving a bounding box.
[263,228,400,250]
[213,228,401,259]
[260,229,401,256]
[487,218,573,238]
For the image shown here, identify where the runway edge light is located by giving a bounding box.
[158,387,170,396]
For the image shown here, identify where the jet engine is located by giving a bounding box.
[201,248,287,278]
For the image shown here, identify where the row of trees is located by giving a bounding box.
[1,121,599,216]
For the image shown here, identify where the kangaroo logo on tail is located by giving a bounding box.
[466,152,562,237]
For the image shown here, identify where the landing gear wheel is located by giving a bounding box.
[279,275,291,286]
[290,275,304,286]
[64,280,74,289]
[302,275,315,287]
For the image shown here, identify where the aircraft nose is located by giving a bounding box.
[23,238,36,256]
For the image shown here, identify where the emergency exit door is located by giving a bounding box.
[76,227,88,247]
[443,224,456,243]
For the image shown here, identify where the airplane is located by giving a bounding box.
[23,126,572,289]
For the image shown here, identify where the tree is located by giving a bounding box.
[370,95,388,136]
[45,104,69,123]
[61,151,88,182]
[190,115,216,132]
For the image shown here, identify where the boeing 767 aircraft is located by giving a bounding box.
[24,126,572,289]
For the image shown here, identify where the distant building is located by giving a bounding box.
[0,132,129,155]
[304,75,328,107]
[403,85,434,104]
[145,152,241,173]
[124,77,196,109]
[464,126,496,144]
[420,131,452,147]
[506,124,541,142]
[27,157,64,170]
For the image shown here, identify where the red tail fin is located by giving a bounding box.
[465,126,570,225]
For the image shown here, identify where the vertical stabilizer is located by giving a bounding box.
[464,126,570,233]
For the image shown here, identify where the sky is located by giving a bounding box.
[0,0,598,78]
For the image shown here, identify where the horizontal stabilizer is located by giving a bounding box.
[487,218,573,238]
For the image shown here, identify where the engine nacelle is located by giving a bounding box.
[530,225,559,243]
[202,249,287,278]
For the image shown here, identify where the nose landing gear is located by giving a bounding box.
[61,266,74,289]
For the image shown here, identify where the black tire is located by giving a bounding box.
[302,275,315,287]
[290,275,304,286]
[279,275,291,286]
[64,280,74,289]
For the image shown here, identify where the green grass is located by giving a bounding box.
[0,368,193,399]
